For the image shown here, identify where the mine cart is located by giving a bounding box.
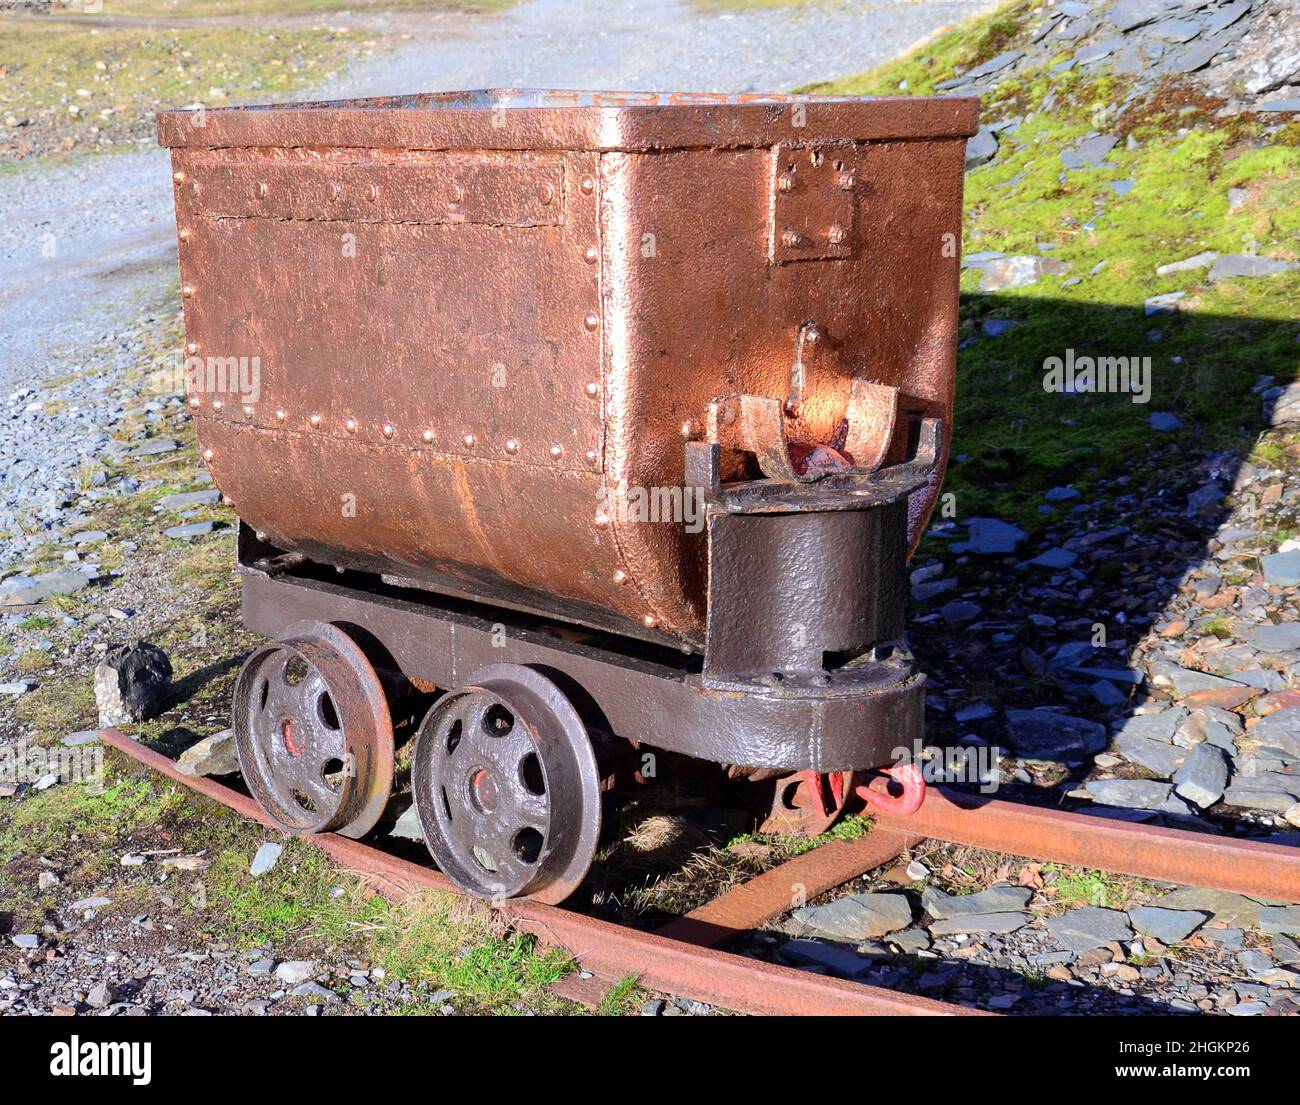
[158,89,977,903]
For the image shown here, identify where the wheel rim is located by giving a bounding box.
[412,665,600,903]
[232,621,393,838]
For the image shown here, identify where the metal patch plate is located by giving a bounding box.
[769,141,858,263]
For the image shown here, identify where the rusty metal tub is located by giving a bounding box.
[160,89,976,654]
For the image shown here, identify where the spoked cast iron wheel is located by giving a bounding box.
[411,664,601,904]
[232,621,394,839]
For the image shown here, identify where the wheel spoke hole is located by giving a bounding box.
[441,785,453,821]
[318,693,340,730]
[322,757,346,791]
[293,789,317,813]
[445,718,463,756]
[283,656,309,686]
[512,827,543,865]
[258,679,269,711]
[482,703,514,738]
[472,845,498,873]
[520,752,545,796]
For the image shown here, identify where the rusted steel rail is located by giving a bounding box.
[872,786,1300,905]
[656,828,922,948]
[102,729,1300,1014]
[99,729,971,1017]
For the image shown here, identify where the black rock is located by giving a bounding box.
[94,641,173,726]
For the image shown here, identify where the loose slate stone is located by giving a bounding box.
[71,895,111,911]
[1061,133,1118,169]
[941,600,981,623]
[1129,906,1210,943]
[1150,18,1203,42]
[159,489,221,510]
[1006,709,1107,760]
[1177,708,1239,753]
[1113,708,1187,743]
[1091,680,1127,706]
[291,982,341,1003]
[1046,906,1134,952]
[793,892,913,940]
[1149,411,1183,431]
[886,928,932,954]
[1077,36,1125,64]
[1029,547,1078,569]
[965,126,999,170]
[1154,888,1262,928]
[962,49,1025,80]
[1169,37,1222,72]
[1108,0,1180,32]
[1209,254,1298,280]
[1155,250,1218,275]
[164,521,217,539]
[778,939,874,978]
[929,911,1032,935]
[1205,0,1250,34]
[130,438,179,456]
[1274,934,1300,965]
[0,569,91,607]
[956,516,1027,554]
[1250,709,1300,760]
[1224,779,1300,811]
[1173,744,1230,808]
[1149,662,1242,698]
[1247,623,1300,651]
[1115,732,1187,777]
[250,842,283,877]
[1259,906,1300,936]
[1145,292,1186,316]
[1261,550,1300,587]
[1085,779,1173,809]
[922,885,1033,919]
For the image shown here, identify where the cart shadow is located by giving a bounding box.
[907,292,1299,830]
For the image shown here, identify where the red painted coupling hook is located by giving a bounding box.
[855,761,926,816]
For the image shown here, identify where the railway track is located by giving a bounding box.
[101,728,1300,1017]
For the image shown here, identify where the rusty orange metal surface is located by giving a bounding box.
[657,827,921,948]
[159,89,976,649]
[873,786,1300,904]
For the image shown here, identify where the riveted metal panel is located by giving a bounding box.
[164,92,971,647]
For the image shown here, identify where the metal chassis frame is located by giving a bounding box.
[240,557,922,774]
